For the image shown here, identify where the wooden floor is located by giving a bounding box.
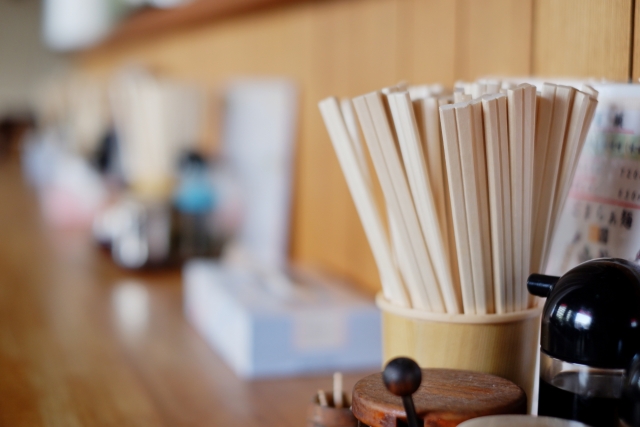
[0,159,370,426]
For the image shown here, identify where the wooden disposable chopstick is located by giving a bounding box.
[533,85,575,273]
[363,92,445,312]
[424,96,450,251]
[482,94,507,313]
[521,84,537,309]
[496,95,514,312]
[471,83,486,99]
[353,95,433,310]
[547,91,591,243]
[322,79,598,315]
[485,81,501,95]
[340,98,371,185]
[412,97,427,143]
[582,84,599,99]
[388,91,460,313]
[530,84,556,273]
[440,104,476,314]
[507,86,525,311]
[319,97,409,307]
[437,96,461,306]
[566,95,598,186]
[454,92,471,103]
[422,95,459,304]
[454,101,492,314]
[343,97,408,296]
[470,99,495,314]
[439,97,453,107]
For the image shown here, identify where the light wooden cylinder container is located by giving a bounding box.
[377,294,542,412]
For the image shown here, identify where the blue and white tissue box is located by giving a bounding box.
[183,260,381,378]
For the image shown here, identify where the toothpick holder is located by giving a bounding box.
[307,391,358,427]
[376,294,541,412]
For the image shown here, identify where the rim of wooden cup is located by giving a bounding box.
[376,293,543,325]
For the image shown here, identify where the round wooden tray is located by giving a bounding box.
[351,368,526,427]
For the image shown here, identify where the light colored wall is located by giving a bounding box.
[0,0,68,114]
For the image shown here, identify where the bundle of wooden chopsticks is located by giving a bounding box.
[319,81,598,315]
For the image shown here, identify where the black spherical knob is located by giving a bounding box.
[383,357,422,397]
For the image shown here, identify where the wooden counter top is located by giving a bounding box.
[0,159,371,426]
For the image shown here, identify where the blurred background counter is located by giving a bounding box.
[1,0,640,425]
[0,159,367,425]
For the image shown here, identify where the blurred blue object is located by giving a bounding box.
[173,152,216,214]
[173,151,222,260]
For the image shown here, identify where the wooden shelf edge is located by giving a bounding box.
[100,0,306,47]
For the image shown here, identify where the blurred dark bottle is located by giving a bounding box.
[172,151,221,261]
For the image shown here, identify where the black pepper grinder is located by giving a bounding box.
[527,258,640,427]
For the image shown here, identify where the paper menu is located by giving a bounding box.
[221,79,298,270]
[547,84,640,275]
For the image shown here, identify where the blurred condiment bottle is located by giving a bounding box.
[172,151,219,260]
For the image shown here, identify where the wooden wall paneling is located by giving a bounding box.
[633,0,640,81]
[341,0,404,292]
[533,0,633,81]
[291,0,354,282]
[296,0,405,293]
[454,0,533,81]
[74,1,384,293]
[78,0,606,294]
[269,2,318,273]
[344,0,400,95]
[396,0,456,87]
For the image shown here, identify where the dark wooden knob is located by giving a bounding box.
[383,357,422,397]
[383,358,422,427]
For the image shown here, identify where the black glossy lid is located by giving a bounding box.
[536,258,640,369]
[622,355,640,427]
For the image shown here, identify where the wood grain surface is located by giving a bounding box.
[633,0,640,81]
[532,0,633,81]
[455,0,533,81]
[351,369,526,427]
[0,159,372,427]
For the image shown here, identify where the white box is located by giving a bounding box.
[183,260,382,378]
